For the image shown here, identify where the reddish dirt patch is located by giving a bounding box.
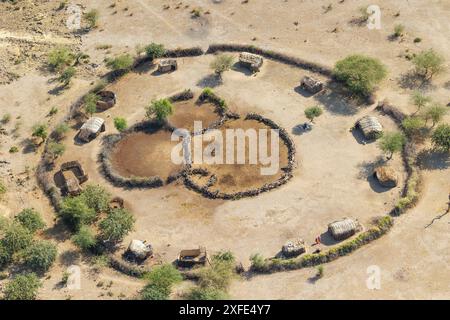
[110,130,182,179]
[169,101,220,132]
[191,118,289,194]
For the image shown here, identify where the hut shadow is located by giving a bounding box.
[291,124,311,136]
[417,149,450,170]
[356,156,386,180]
[53,170,65,189]
[135,61,156,74]
[367,174,391,193]
[231,62,253,76]
[318,231,339,246]
[48,84,67,96]
[196,74,222,88]
[294,85,314,98]
[151,69,176,76]
[351,127,376,145]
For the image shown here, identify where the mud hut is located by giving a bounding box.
[239,52,263,72]
[78,117,105,142]
[177,247,208,268]
[61,170,82,196]
[300,76,323,94]
[157,59,178,73]
[96,91,117,111]
[282,238,306,258]
[126,240,153,261]
[328,218,360,241]
[374,166,398,188]
[356,116,383,140]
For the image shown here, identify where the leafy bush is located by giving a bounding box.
[114,117,127,132]
[106,54,134,71]
[393,24,405,37]
[22,240,57,272]
[99,208,135,242]
[410,91,431,114]
[2,222,33,254]
[186,287,228,300]
[378,132,406,159]
[84,93,99,115]
[3,273,41,300]
[304,106,323,122]
[80,184,111,213]
[145,98,173,122]
[141,264,182,300]
[84,9,99,29]
[60,196,97,230]
[210,54,234,78]
[333,55,387,97]
[47,47,75,71]
[431,124,450,152]
[15,208,46,233]
[71,225,97,251]
[9,146,19,153]
[0,242,12,268]
[145,43,166,60]
[32,124,48,143]
[423,103,447,127]
[401,117,426,139]
[196,255,235,291]
[412,49,445,79]
[58,66,76,86]
[316,265,324,278]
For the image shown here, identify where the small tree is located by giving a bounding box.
[145,99,173,123]
[60,196,97,231]
[23,240,57,272]
[47,141,66,162]
[210,54,234,79]
[114,117,127,132]
[80,184,111,213]
[15,208,46,234]
[333,55,387,97]
[84,9,99,29]
[401,117,426,139]
[0,242,12,268]
[304,106,323,123]
[3,273,41,300]
[47,47,75,72]
[32,124,48,144]
[378,132,406,160]
[99,208,135,242]
[71,225,97,251]
[423,103,447,127]
[84,93,99,116]
[2,222,33,254]
[431,124,450,152]
[106,54,134,72]
[145,43,166,60]
[58,66,76,87]
[412,49,445,80]
[410,91,431,114]
[141,264,182,300]
[54,123,70,140]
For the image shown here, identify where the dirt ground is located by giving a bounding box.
[0,0,448,300]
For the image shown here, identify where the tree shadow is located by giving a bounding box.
[20,138,38,154]
[417,149,450,170]
[291,123,312,136]
[59,250,81,267]
[135,61,156,74]
[351,127,371,145]
[397,71,435,91]
[294,85,314,98]
[43,219,72,242]
[196,73,222,88]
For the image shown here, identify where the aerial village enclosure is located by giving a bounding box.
[40,46,407,268]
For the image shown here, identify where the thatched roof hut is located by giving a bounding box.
[78,117,105,142]
[356,116,383,139]
[300,76,323,94]
[61,170,82,196]
[157,59,178,73]
[96,91,117,111]
[328,218,360,241]
[374,166,398,188]
[239,52,263,72]
[126,240,153,261]
[177,247,208,268]
[282,238,306,258]
[61,160,88,183]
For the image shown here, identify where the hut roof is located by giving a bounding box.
[62,170,81,195]
[239,52,263,66]
[80,117,105,134]
[127,240,152,260]
[158,59,177,66]
[374,166,398,187]
[357,116,383,138]
[328,218,359,240]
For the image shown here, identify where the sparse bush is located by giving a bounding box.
[145,99,173,122]
[84,9,99,29]
[60,196,97,231]
[412,49,445,80]
[401,117,426,139]
[186,287,228,300]
[393,24,405,37]
[410,91,431,114]
[84,93,99,116]
[32,124,48,144]
[3,273,41,300]
[9,146,19,153]
[99,208,135,242]
[431,124,450,152]
[22,240,57,272]
[378,132,406,160]
[316,265,324,278]
[114,117,127,132]
[47,141,66,161]
[15,209,46,234]
[2,222,33,254]
[47,47,75,72]
[58,66,76,86]
[196,253,236,291]
[333,55,387,97]
[210,54,234,78]
[414,37,422,43]
[1,113,11,124]
[106,54,134,72]
[304,106,323,122]
[423,103,447,127]
[48,106,58,116]
[54,123,70,140]
[145,43,166,60]
[71,225,97,251]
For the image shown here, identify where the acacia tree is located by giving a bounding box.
[32,124,48,145]
[99,208,135,243]
[378,132,406,160]
[14,208,46,234]
[3,273,41,300]
[210,54,234,79]
[410,91,431,114]
[304,106,323,123]
[145,99,173,123]
[145,43,166,60]
[423,103,447,127]
[412,49,445,80]
[431,124,450,152]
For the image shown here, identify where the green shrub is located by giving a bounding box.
[423,103,447,127]
[2,222,33,254]
[84,93,99,115]
[58,66,76,86]
[378,132,406,159]
[316,265,324,278]
[80,184,111,213]
[99,208,135,242]
[54,123,70,140]
[9,146,19,153]
[106,54,134,71]
[410,91,431,114]
[141,264,182,300]
[113,117,127,132]
[304,106,323,122]
[47,141,66,161]
[15,208,46,233]
[412,49,445,79]
[84,9,99,29]
[145,43,166,60]
[0,242,12,268]
[431,124,450,152]
[3,273,41,300]
[333,55,387,97]
[47,47,75,71]
[22,240,57,272]
[393,24,405,37]
[401,117,426,139]
[145,98,173,122]
[32,123,48,143]
[71,225,97,251]
[210,54,234,78]
[60,196,97,230]
[1,113,11,124]
[186,287,228,300]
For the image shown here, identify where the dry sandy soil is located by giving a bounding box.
[0,0,449,300]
